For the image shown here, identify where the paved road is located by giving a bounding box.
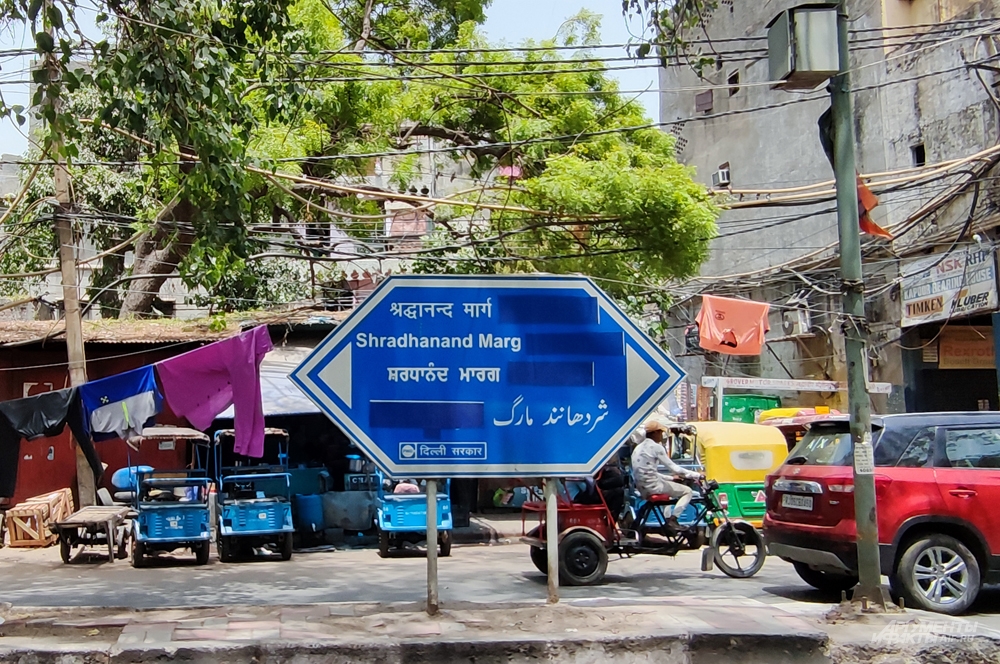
[3,541,1000,620]
[0,541,798,608]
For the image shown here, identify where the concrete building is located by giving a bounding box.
[659,0,1000,417]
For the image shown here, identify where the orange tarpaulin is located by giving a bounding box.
[695,295,770,356]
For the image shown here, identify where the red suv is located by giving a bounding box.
[764,412,1000,615]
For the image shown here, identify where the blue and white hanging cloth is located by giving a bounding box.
[79,366,163,441]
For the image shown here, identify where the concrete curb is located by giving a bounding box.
[0,630,831,664]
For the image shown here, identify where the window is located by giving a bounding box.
[896,428,935,468]
[695,90,714,113]
[911,143,926,167]
[788,427,852,466]
[938,428,1000,469]
[728,70,740,96]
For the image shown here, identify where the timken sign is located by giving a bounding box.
[901,247,999,327]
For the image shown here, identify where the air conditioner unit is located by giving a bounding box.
[712,167,731,189]
[782,307,812,337]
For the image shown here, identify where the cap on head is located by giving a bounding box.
[643,419,665,433]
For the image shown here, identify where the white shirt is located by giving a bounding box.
[631,437,700,495]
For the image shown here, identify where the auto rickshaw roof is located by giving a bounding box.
[685,421,788,448]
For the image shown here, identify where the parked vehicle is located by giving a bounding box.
[375,471,453,557]
[684,422,788,527]
[217,468,295,562]
[522,466,765,586]
[764,412,1000,614]
[213,429,295,562]
[130,470,211,567]
[757,407,842,451]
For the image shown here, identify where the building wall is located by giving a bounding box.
[0,343,201,505]
[659,0,1000,410]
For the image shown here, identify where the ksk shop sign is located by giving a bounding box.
[901,247,998,327]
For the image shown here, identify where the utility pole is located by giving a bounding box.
[45,1,94,506]
[830,0,885,608]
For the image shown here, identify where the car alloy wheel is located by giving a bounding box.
[912,546,969,606]
[897,534,980,615]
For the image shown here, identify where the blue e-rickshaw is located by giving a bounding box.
[130,470,211,567]
[211,429,295,562]
[374,470,453,557]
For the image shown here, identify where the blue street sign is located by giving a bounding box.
[290,275,685,477]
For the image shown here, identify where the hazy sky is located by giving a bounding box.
[0,1,656,156]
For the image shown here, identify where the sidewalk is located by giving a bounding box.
[1,596,996,663]
[452,512,524,544]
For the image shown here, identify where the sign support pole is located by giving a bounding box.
[426,479,439,615]
[831,0,885,609]
[544,478,559,603]
[715,384,725,421]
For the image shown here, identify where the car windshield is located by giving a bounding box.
[788,430,852,466]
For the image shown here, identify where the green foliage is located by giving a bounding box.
[183,245,310,313]
[329,0,493,49]
[0,0,717,321]
[622,0,719,74]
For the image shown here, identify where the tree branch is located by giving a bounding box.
[398,124,512,158]
[353,0,374,52]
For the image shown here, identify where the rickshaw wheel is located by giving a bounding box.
[712,522,766,578]
[438,530,452,557]
[525,526,547,574]
[195,541,210,565]
[116,527,129,560]
[218,536,233,563]
[280,533,293,561]
[130,537,146,569]
[59,536,72,564]
[559,531,608,586]
[530,545,548,574]
[378,530,390,558]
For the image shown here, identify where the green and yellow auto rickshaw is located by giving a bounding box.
[669,422,788,528]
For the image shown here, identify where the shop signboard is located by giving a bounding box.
[938,327,995,370]
[291,275,685,478]
[901,247,998,327]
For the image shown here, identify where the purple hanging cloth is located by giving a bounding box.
[156,326,273,457]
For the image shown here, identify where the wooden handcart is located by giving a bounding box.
[50,506,132,563]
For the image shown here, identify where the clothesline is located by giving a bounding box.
[0,326,273,498]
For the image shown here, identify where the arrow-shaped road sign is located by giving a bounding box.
[291,275,685,477]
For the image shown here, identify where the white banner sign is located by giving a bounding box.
[901,247,998,327]
[701,376,893,395]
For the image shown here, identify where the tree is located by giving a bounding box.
[622,1,719,74]
[0,0,717,321]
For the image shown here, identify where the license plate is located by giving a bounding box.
[781,494,813,511]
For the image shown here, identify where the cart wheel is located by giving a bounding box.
[60,536,73,564]
[195,541,210,565]
[378,529,390,558]
[130,537,146,569]
[218,535,233,563]
[280,533,293,561]
[438,530,452,558]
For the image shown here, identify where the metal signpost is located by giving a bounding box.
[292,275,685,611]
